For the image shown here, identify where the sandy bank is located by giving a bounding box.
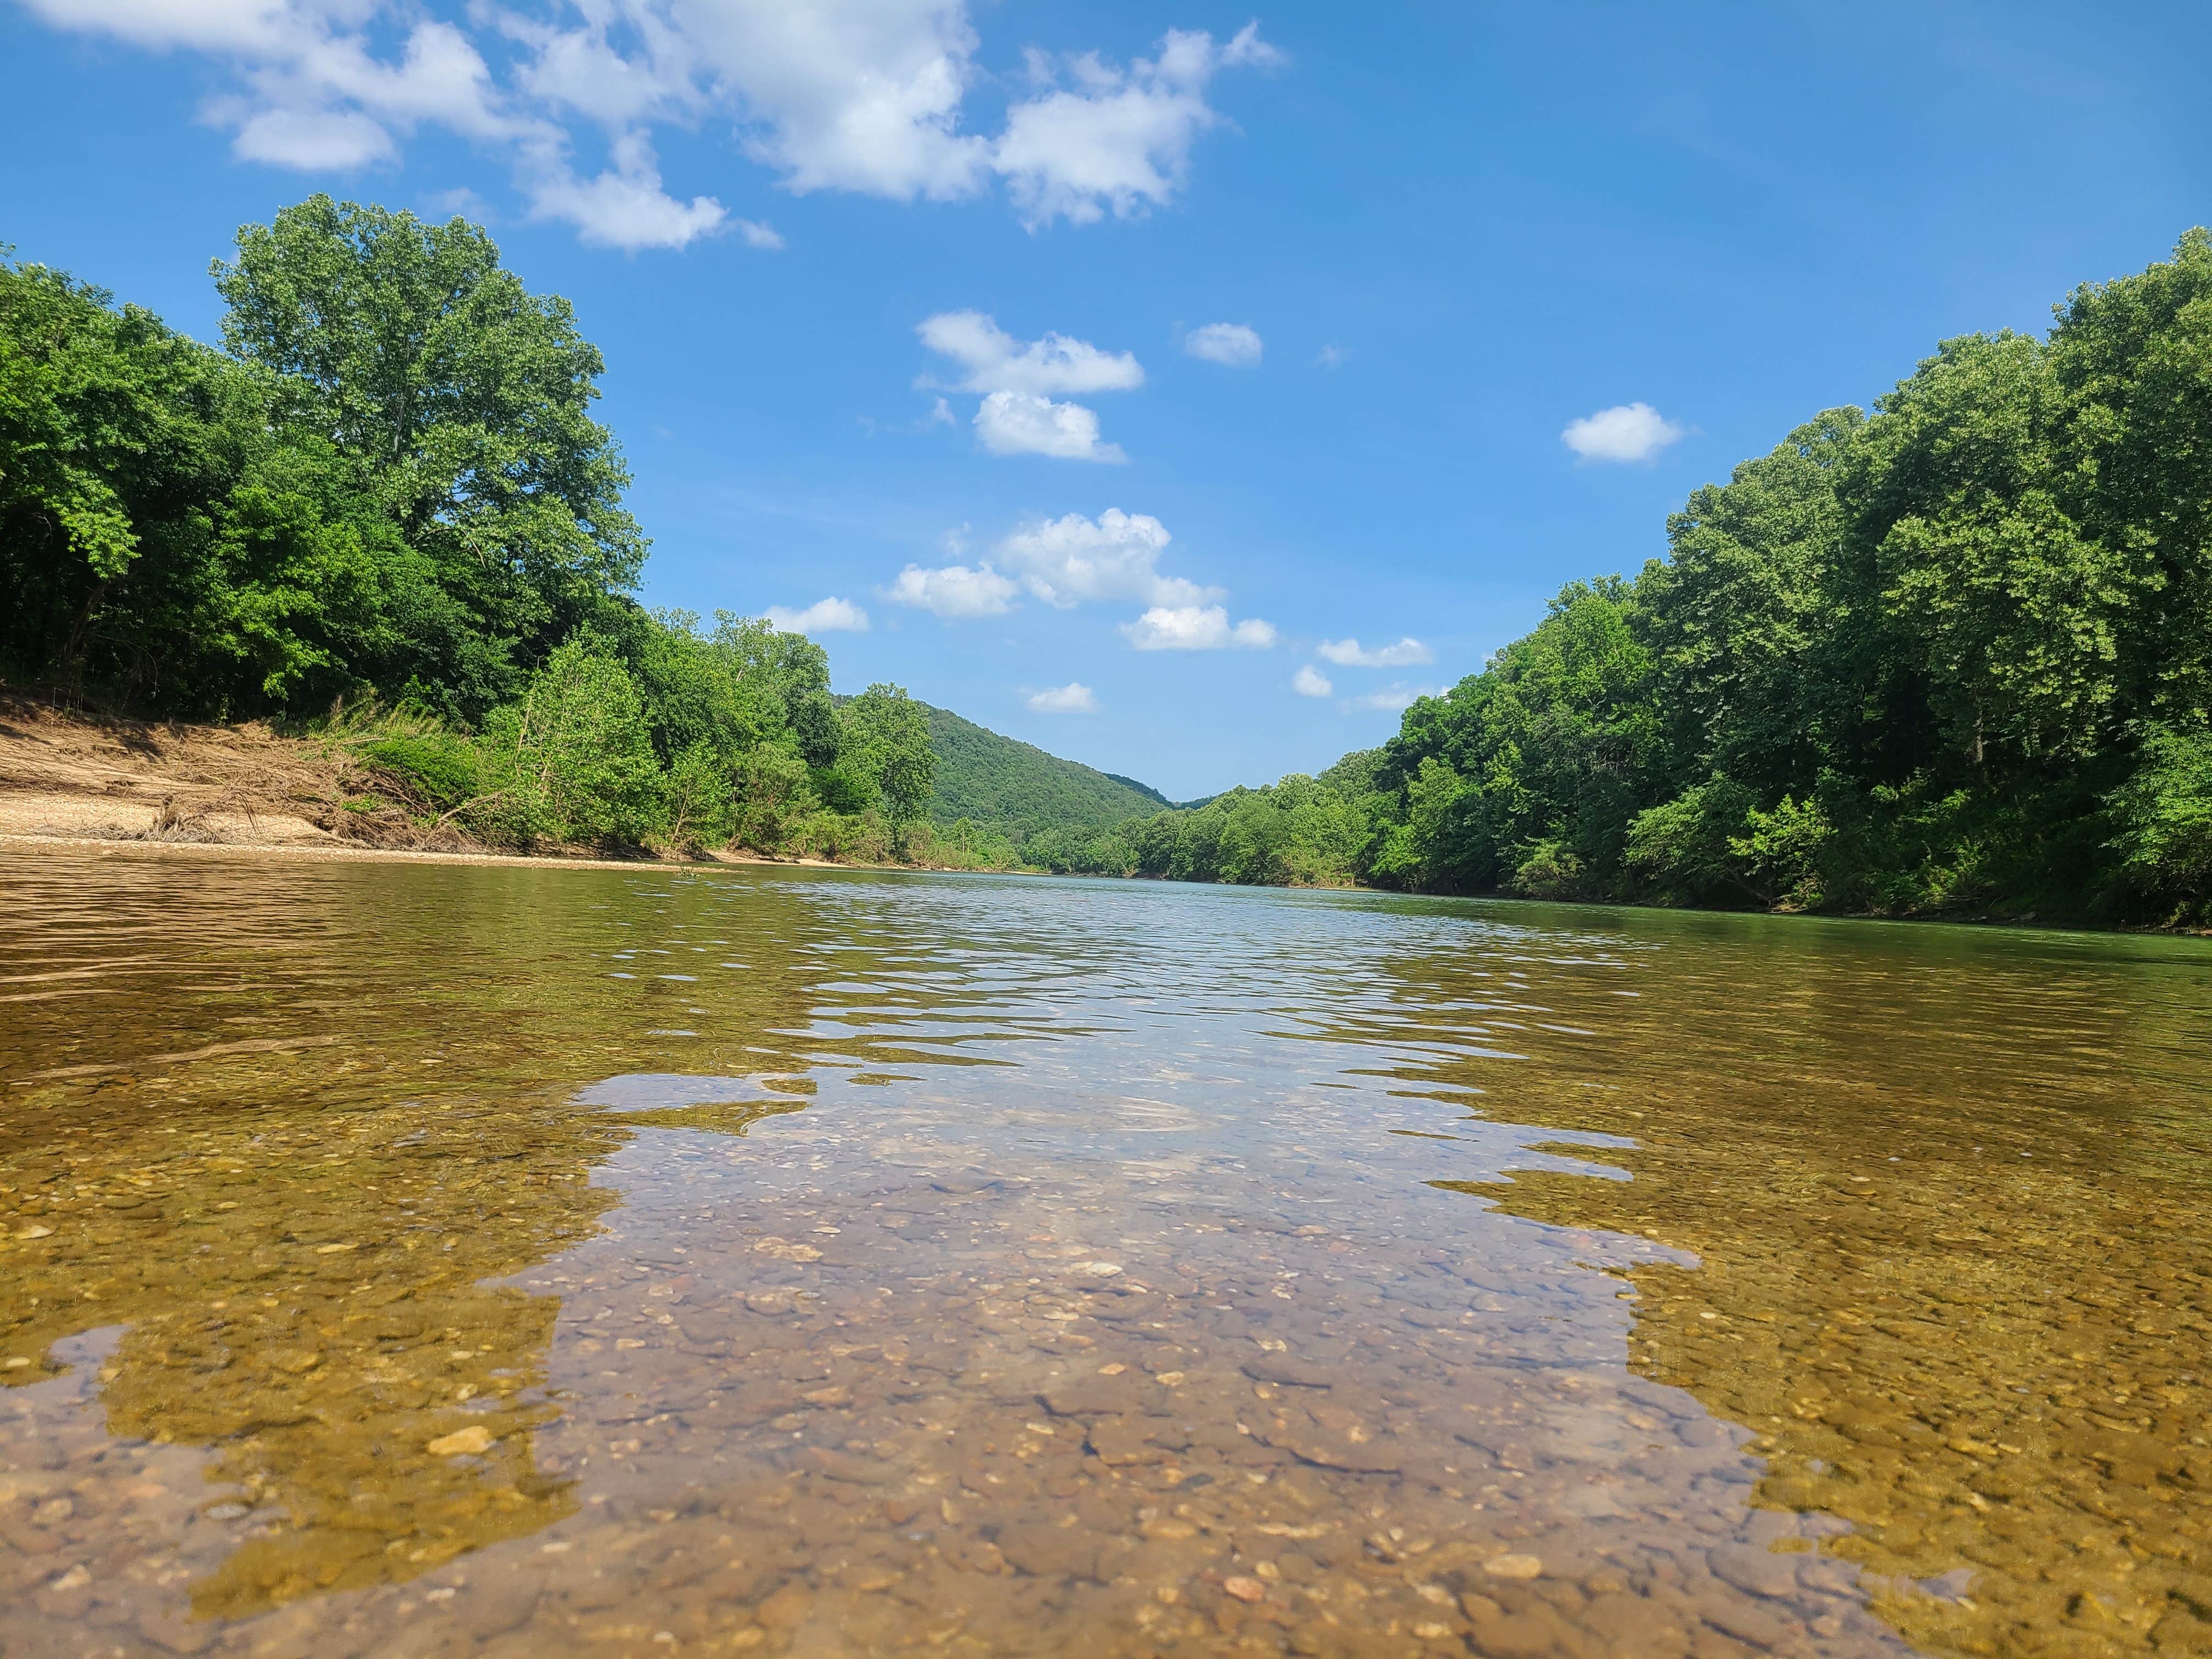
[0,829,839,873]
[0,695,876,874]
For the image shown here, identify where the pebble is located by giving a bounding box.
[1483,1553,1545,1579]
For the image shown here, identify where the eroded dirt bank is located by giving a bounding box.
[0,695,830,871]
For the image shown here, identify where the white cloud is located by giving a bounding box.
[185,12,520,172]
[20,0,308,53]
[524,132,729,249]
[1350,684,1443,712]
[678,0,991,201]
[1292,664,1333,697]
[22,4,1277,247]
[1122,605,1274,651]
[1026,682,1099,714]
[736,218,785,250]
[1316,636,1433,668]
[1315,344,1346,368]
[1561,402,1685,463]
[1183,321,1261,366]
[229,104,397,168]
[919,312,1140,460]
[997,510,1213,608]
[917,311,1142,396]
[766,596,870,634]
[994,24,1282,228]
[883,561,1017,618]
[502,1,698,130]
[974,391,1124,462]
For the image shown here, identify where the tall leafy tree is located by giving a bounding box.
[213,196,646,714]
[1842,332,2145,768]
[841,684,939,848]
[0,256,427,714]
[1640,409,1861,798]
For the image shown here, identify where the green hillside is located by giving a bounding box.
[1101,771,1172,809]
[922,704,1166,835]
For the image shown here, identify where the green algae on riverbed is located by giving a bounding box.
[2,848,2209,1658]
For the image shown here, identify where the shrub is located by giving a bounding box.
[482,641,665,847]
[2106,721,2212,919]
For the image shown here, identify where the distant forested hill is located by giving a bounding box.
[1101,772,1172,808]
[922,704,1165,834]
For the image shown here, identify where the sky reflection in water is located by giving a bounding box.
[2,849,2209,1658]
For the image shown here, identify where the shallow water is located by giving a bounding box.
[2,849,2209,1659]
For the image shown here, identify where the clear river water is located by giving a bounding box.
[2,846,2209,1659]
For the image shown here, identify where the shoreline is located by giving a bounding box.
[6,829,2200,941]
[0,829,887,876]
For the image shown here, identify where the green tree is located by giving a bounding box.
[1640,410,1861,799]
[2047,227,2212,725]
[214,196,645,715]
[840,684,938,852]
[481,640,664,847]
[2104,721,2212,919]
[1843,332,2146,766]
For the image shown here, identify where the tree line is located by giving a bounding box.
[1036,231,2212,926]
[13,202,2212,915]
[1,196,950,863]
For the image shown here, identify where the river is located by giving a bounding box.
[2,847,2208,1658]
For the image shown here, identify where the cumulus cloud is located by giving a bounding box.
[883,561,1018,618]
[20,0,309,53]
[523,132,730,249]
[229,104,398,168]
[1316,636,1432,668]
[1561,402,1685,464]
[995,24,1283,228]
[766,596,870,634]
[973,391,1124,461]
[1121,605,1274,651]
[893,509,1249,635]
[22,3,1277,247]
[1350,684,1442,712]
[919,312,1139,460]
[1182,321,1261,366]
[1292,664,1332,697]
[676,0,991,201]
[1026,682,1099,714]
[917,311,1143,396]
[997,510,1214,608]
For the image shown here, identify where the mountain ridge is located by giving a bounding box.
[920,703,1168,836]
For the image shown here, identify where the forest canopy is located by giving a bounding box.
[0,198,946,864]
[1042,232,2212,926]
[8,201,2212,920]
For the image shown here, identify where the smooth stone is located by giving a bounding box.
[1483,1554,1544,1580]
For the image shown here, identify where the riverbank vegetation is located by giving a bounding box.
[0,196,989,865]
[1041,232,2212,926]
[10,201,2212,918]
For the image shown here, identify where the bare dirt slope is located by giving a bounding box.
[0,695,834,869]
[0,695,350,847]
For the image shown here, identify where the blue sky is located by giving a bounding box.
[5,2,2211,799]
